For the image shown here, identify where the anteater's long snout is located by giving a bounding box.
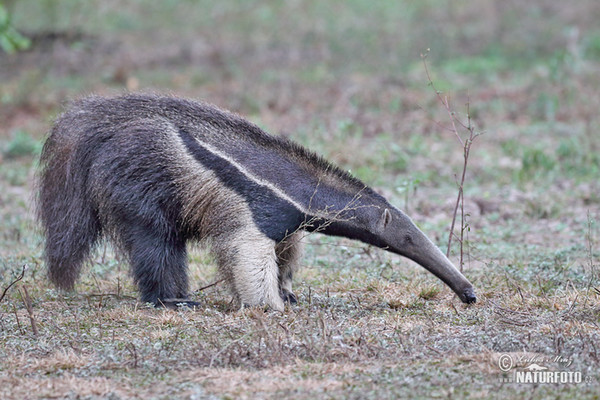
[415,241,477,304]
[387,219,477,304]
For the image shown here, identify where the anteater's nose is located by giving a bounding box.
[462,287,477,304]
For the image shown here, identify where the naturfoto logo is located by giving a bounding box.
[497,353,591,384]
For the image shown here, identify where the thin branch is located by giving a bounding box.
[197,278,225,292]
[0,264,27,304]
[20,285,39,336]
[12,303,23,335]
[583,210,597,308]
[278,184,372,255]
[421,50,463,146]
[421,51,481,265]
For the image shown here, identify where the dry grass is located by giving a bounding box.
[1,254,598,398]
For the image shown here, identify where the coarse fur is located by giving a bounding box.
[38,93,476,310]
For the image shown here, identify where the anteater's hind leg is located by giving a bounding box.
[275,232,303,304]
[214,229,283,311]
[119,223,193,308]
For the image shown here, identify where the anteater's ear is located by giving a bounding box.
[377,208,392,231]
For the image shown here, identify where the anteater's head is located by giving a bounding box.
[364,206,476,304]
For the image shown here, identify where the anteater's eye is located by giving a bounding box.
[404,234,413,245]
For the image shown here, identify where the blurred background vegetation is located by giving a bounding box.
[2,0,600,186]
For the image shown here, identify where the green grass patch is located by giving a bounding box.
[2,130,41,159]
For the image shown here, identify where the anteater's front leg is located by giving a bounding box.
[215,229,284,311]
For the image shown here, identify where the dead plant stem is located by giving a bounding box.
[421,51,480,265]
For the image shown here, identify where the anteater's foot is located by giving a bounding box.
[280,289,297,305]
[155,298,201,309]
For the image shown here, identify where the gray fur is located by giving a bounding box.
[37,93,476,310]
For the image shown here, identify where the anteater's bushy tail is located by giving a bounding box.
[37,112,101,290]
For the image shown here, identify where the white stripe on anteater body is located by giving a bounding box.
[37,94,476,310]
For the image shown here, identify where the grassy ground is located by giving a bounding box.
[1,1,599,399]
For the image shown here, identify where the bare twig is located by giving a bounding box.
[421,51,481,269]
[20,285,39,336]
[196,278,225,292]
[421,50,463,146]
[125,342,139,368]
[278,183,371,256]
[165,330,181,358]
[0,264,27,304]
[12,303,23,335]
[583,210,597,308]
[86,293,137,300]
